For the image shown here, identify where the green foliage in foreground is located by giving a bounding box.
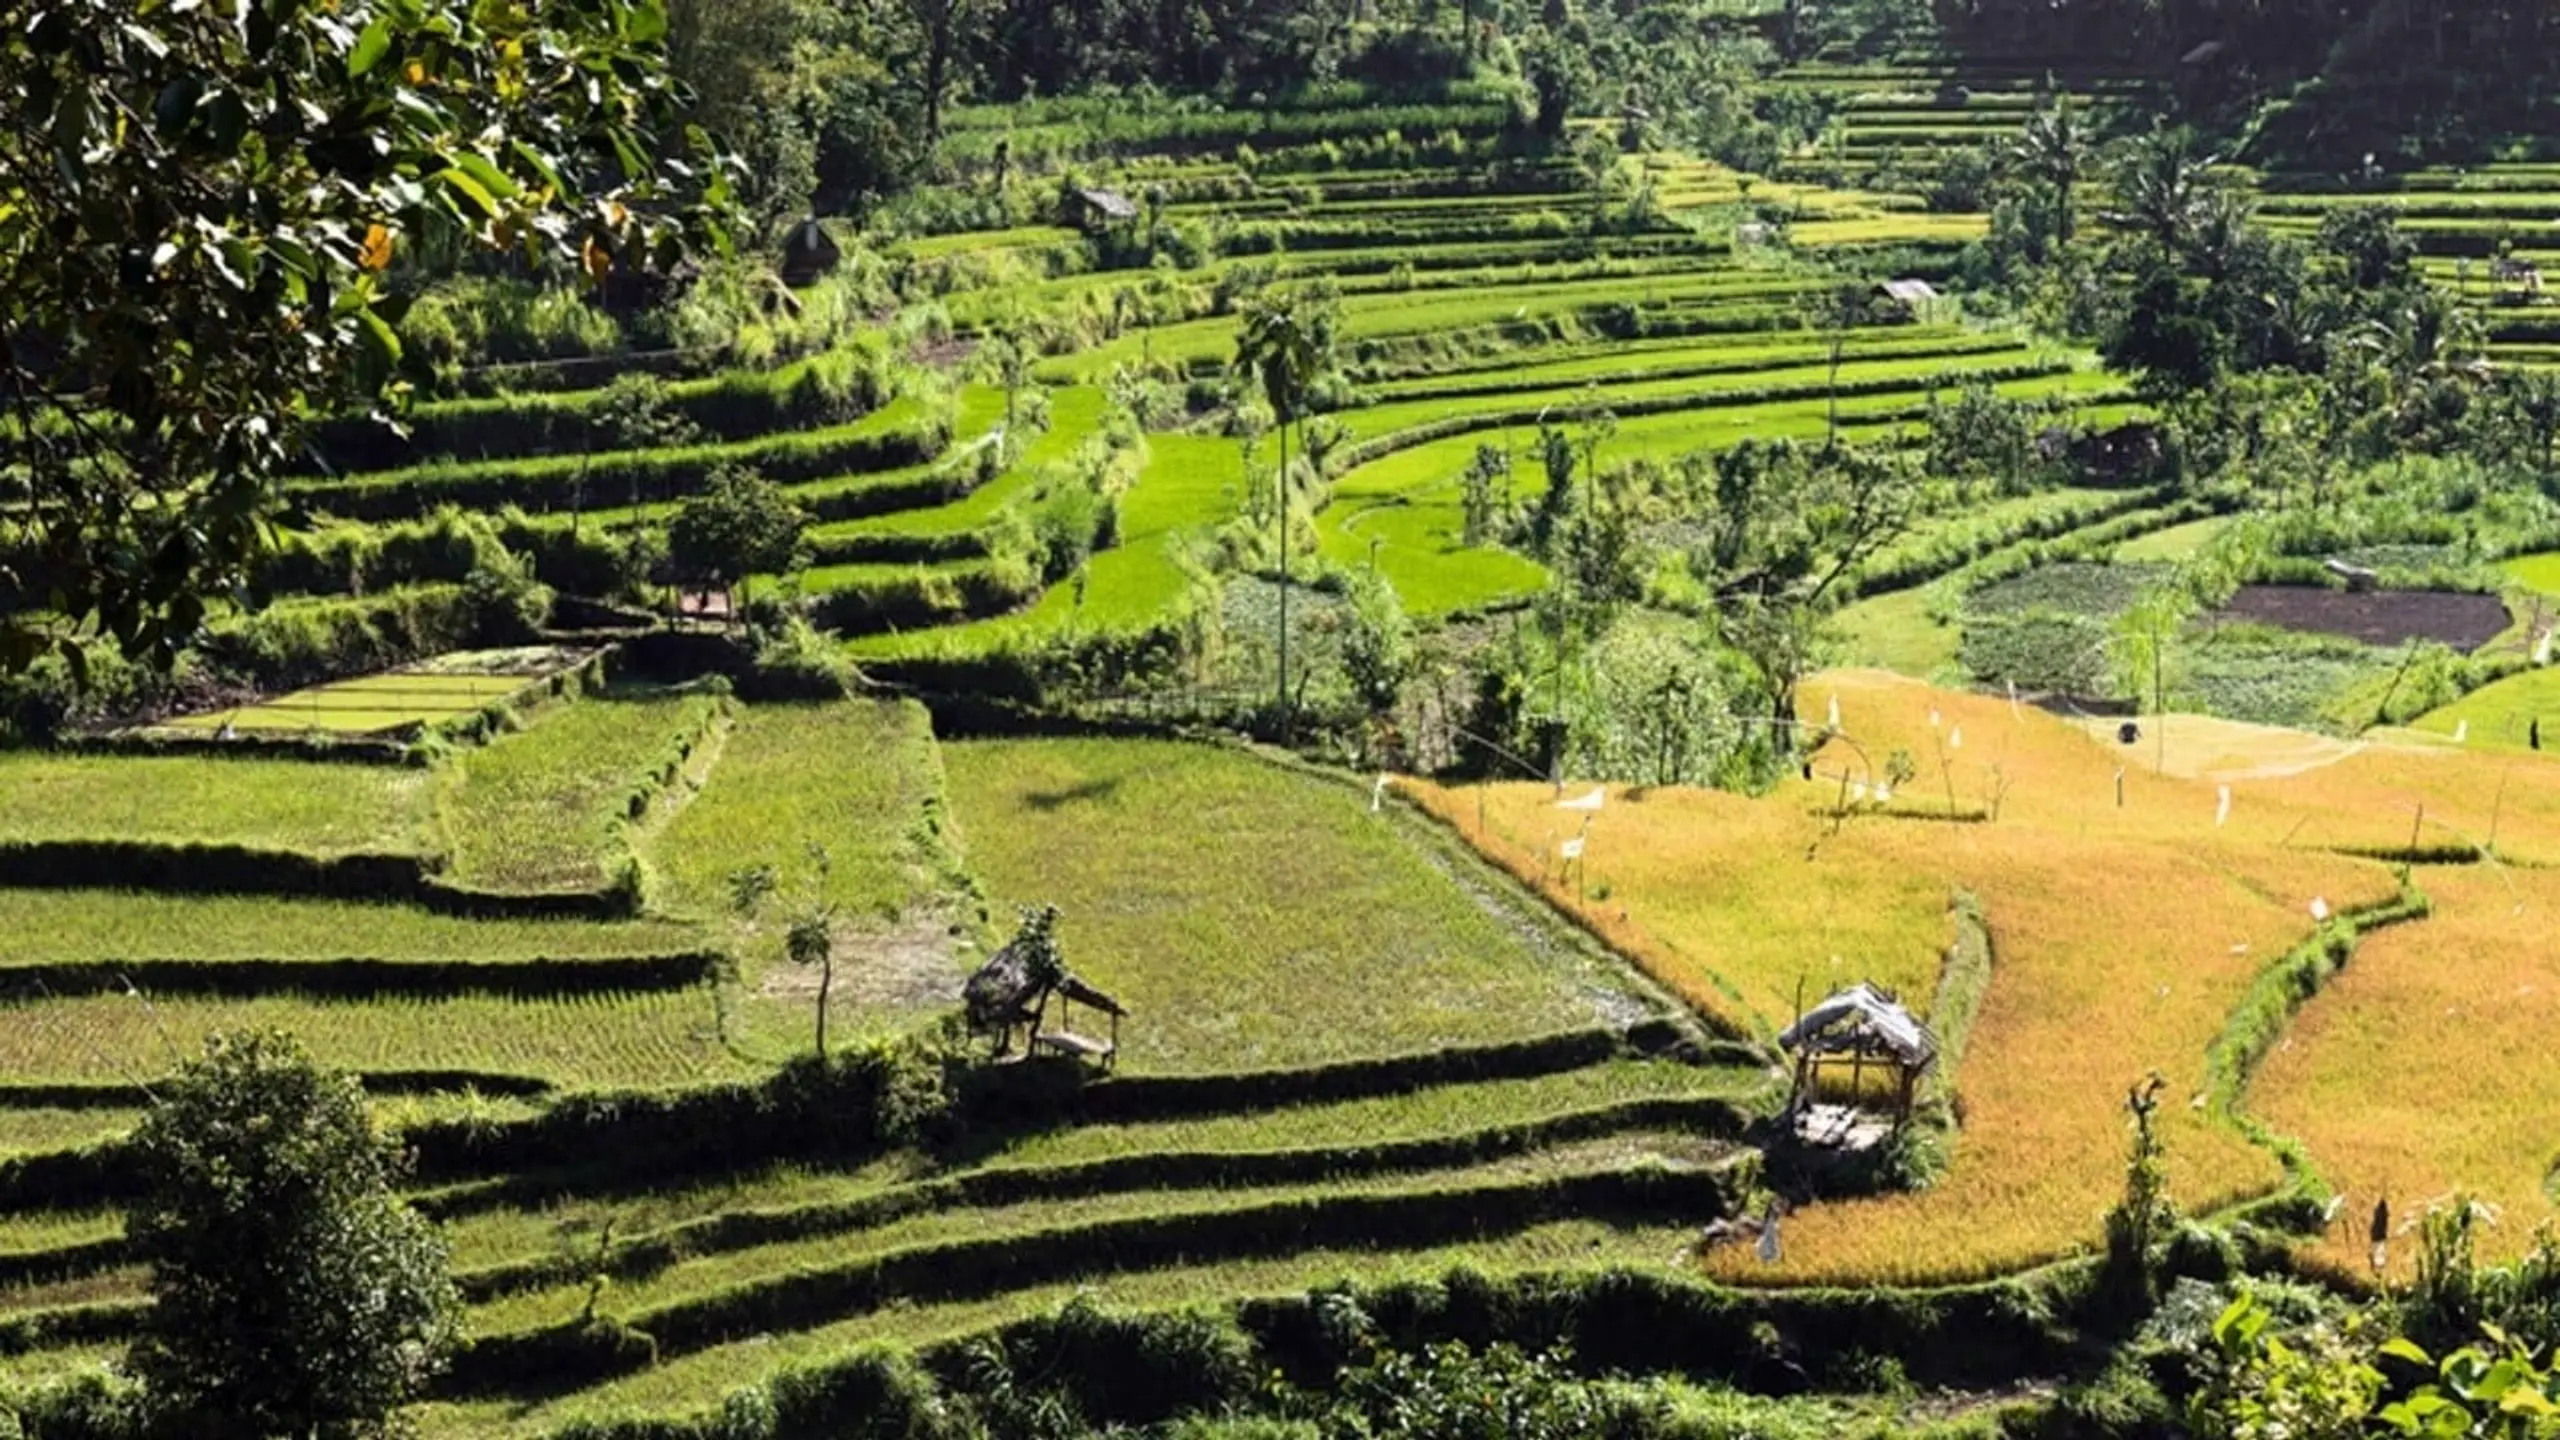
[128,1032,458,1437]
[0,0,723,677]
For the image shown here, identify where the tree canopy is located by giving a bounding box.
[0,0,731,677]
[667,464,809,602]
[127,1030,458,1436]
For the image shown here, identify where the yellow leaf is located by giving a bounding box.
[581,235,612,283]
[405,60,426,85]
[359,223,394,272]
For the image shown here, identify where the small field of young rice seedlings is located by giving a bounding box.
[157,669,543,736]
[437,688,726,894]
[942,737,1658,1073]
[644,699,958,925]
[0,750,434,855]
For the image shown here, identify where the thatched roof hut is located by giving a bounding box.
[963,930,1127,1066]
[1064,187,1140,232]
[1780,983,1935,1069]
[780,218,842,288]
[1778,983,1936,1121]
[963,938,1044,1030]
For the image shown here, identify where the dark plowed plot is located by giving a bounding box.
[2213,586,2508,652]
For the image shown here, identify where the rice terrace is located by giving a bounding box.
[15,0,2560,1436]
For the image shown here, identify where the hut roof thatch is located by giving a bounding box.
[962,941,1125,1028]
[963,942,1039,1027]
[1778,983,1937,1072]
[1077,188,1140,221]
[1059,973,1128,1017]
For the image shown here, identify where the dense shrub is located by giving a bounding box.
[308,336,895,472]
[291,406,954,523]
[198,587,487,694]
[805,562,1041,637]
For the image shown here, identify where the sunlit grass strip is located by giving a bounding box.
[453,1159,1734,1391]
[646,699,953,924]
[0,988,747,1092]
[0,890,702,965]
[943,739,1639,1074]
[0,752,432,856]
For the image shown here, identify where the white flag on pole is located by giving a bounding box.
[1560,836,1586,861]
[2216,786,2232,827]
[2310,896,2331,922]
[2454,719,2470,743]
[1826,694,1841,730]
[1873,783,1893,805]
[1557,787,1606,812]
[1948,726,1962,751]
[1929,709,1942,729]
[1850,781,1869,803]
[1371,774,1390,812]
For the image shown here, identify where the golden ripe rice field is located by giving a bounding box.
[2256,862,2560,1282]
[1401,666,2560,1283]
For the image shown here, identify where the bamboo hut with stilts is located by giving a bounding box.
[1776,982,1936,1127]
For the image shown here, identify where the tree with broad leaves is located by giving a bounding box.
[666,465,808,617]
[902,0,987,146]
[0,0,735,681]
[2503,370,2560,484]
[127,1030,459,1437]
[1694,439,1916,726]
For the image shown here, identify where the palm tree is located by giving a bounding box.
[2106,128,2223,255]
[2010,92,2089,248]
[787,843,839,1058]
[1234,291,1328,740]
[2183,189,2257,281]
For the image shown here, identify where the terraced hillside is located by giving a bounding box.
[1769,57,2161,192]
[43,18,2560,1432]
[1769,49,2560,376]
[210,78,2143,707]
[0,678,1781,1436]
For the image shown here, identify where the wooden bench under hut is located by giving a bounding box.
[963,925,1127,1071]
[1776,982,1937,1129]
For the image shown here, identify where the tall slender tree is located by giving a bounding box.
[903,0,986,145]
[1234,291,1330,741]
[2011,93,2090,248]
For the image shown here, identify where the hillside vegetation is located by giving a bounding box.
[21,0,2560,1436]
